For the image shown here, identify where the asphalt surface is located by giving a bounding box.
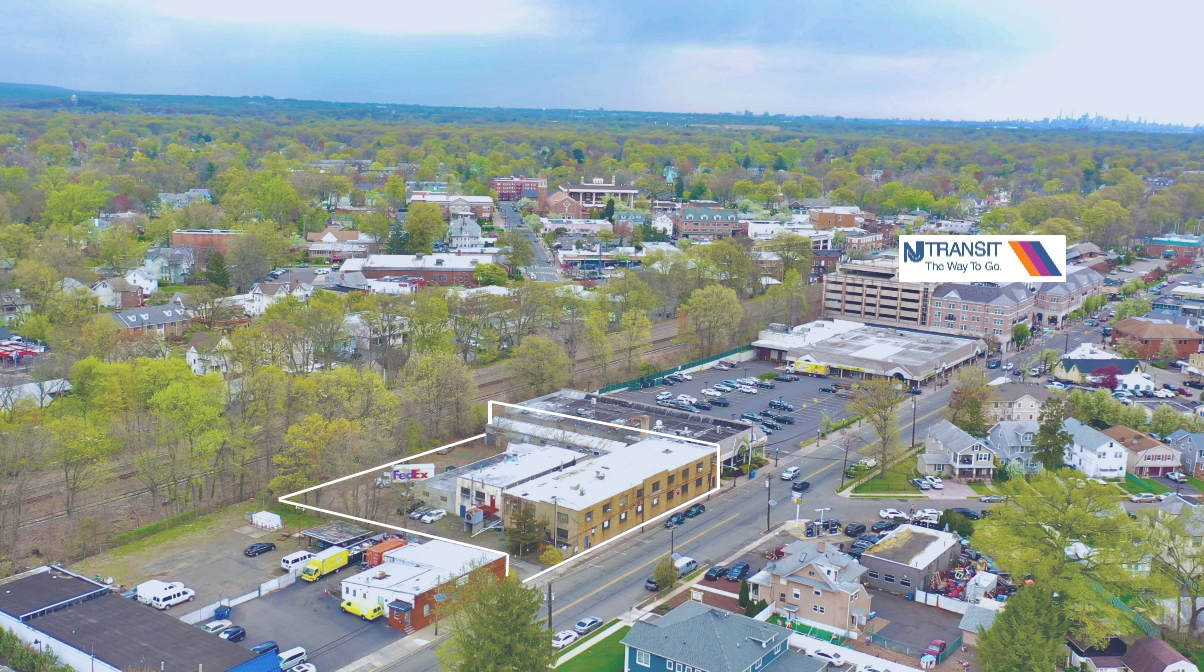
[500,203,560,282]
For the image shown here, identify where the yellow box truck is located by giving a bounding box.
[300,546,348,582]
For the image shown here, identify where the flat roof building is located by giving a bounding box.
[859,525,962,594]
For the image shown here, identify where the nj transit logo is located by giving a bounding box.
[898,235,1066,283]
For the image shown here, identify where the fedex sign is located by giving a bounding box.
[392,463,435,482]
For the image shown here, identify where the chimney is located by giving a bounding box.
[817,540,825,553]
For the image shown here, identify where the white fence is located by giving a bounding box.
[913,589,970,614]
[179,573,297,624]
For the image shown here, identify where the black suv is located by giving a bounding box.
[762,419,782,430]
[791,480,811,493]
[843,522,867,537]
[726,562,751,581]
[694,400,713,410]
[645,577,660,591]
[774,375,794,382]
[758,409,777,417]
[754,380,775,389]
[710,397,731,407]
[871,520,899,533]
[948,507,982,520]
[704,565,727,581]
[769,400,795,411]
[664,513,686,528]
[739,412,760,422]
[769,413,795,425]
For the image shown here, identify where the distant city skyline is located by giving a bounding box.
[4,0,1203,126]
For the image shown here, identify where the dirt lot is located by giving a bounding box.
[74,504,325,607]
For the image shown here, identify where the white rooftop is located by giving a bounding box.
[752,319,864,351]
[1065,343,1118,360]
[503,438,714,509]
[342,539,505,600]
[460,444,582,489]
[491,417,628,453]
[409,193,494,205]
[361,253,495,271]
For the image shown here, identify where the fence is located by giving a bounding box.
[913,589,971,615]
[179,573,297,624]
[596,345,756,395]
[865,628,962,664]
[1126,473,1157,493]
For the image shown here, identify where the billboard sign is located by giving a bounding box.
[899,235,1066,283]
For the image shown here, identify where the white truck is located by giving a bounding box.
[135,580,195,610]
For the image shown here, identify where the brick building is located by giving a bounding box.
[171,229,244,256]
[543,192,584,219]
[348,253,498,287]
[809,206,865,229]
[490,175,547,206]
[673,207,741,240]
[408,193,495,219]
[1110,317,1204,359]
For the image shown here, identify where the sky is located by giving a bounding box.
[3,0,1202,124]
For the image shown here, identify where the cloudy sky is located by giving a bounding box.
[3,0,1200,124]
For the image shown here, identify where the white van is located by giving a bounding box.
[135,580,195,610]
[280,551,315,573]
[673,555,697,578]
[279,646,307,670]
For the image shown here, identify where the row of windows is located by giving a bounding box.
[866,571,912,587]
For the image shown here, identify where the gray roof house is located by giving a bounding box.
[620,601,826,672]
[1064,418,1128,479]
[919,420,996,480]
[748,539,871,637]
[1168,430,1204,479]
[988,420,1041,473]
[931,282,1030,308]
[957,604,999,646]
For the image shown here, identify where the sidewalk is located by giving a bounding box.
[335,626,442,672]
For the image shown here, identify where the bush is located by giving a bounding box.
[744,598,768,618]
[108,509,205,547]
[0,628,72,672]
[539,547,564,566]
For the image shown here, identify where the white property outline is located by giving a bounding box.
[278,398,723,585]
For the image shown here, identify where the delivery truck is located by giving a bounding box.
[300,546,348,582]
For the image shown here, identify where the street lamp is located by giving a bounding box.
[910,394,918,449]
[765,475,773,532]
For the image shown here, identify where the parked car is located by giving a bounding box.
[677,372,693,381]
[781,467,801,480]
[911,478,932,490]
[908,387,922,395]
[419,508,447,524]
[644,577,660,591]
[1185,380,1204,390]
[759,424,774,435]
[769,400,795,411]
[250,641,279,656]
[704,565,728,581]
[710,397,730,407]
[819,386,836,393]
[755,380,775,389]
[1178,387,1192,397]
[844,522,867,537]
[979,495,1006,503]
[1002,362,1014,370]
[987,360,1001,369]
[685,504,706,518]
[774,375,794,382]
[914,508,942,519]
[552,630,579,649]
[694,400,713,410]
[807,649,847,667]
[700,388,721,397]
[762,419,782,430]
[1155,389,1175,398]
[722,379,740,387]
[712,383,733,392]
[726,562,751,581]
[200,620,232,634]
[712,363,730,371]
[791,480,810,493]
[656,391,672,401]
[879,508,908,520]
[1046,382,1067,390]
[664,513,686,528]
[948,507,981,520]
[925,476,944,489]
[218,626,246,642]
[738,385,758,394]
[573,616,603,635]
[870,520,899,533]
[740,412,761,422]
[243,542,276,557]
[1167,472,1189,483]
[676,394,698,405]
[758,409,777,417]
[769,412,794,424]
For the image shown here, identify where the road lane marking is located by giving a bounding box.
[551,513,742,616]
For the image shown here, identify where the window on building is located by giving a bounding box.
[636,487,644,499]
[557,512,569,524]
[620,495,628,507]
[636,651,651,667]
[867,571,879,579]
[602,503,611,513]
[814,589,822,597]
[667,474,676,485]
[812,605,826,614]
[424,603,431,616]
[584,511,593,522]
[696,477,703,488]
[602,520,610,530]
[884,574,895,583]
[620,512,627,523]
[900,577,912,587]
[652,497,659,507]
[793,588,801,599]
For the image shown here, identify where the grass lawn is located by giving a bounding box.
[852,467,920,495]
[1187,475,1204,492]
[1121,474,1172,495]
[557,619,620,656]
[968,483,997,495]
[557,625,630,671]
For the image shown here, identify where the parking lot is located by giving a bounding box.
[869,589,964,649]
[222,573,404,670]
[608,359,863,454]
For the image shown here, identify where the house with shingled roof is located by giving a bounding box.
[987,420,1041,473]
[1055,357,1143,384]
[919,420,996,480]
[1068,635,1198,672]
[1167,430,1204,478]
[110,307,190,339]
[184,332,233,376]
[747,538,871,637]
[1103,426,1182,478]
[620,601,826,672]
[1065,418,1128,479]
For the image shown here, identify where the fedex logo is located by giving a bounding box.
[392,463,435,481]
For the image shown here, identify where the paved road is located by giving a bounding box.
[377,317,1132,671]
[500,203,560,282]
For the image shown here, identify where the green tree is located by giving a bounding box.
[1012,323,1030,348]
[974,469,1171,645]
[977,586,1068,672]
[1157,338,1179,362]
[538,547,563,567]
[400,352,477,441]
[204,251,232,288]
[601,197,615,220]
[438,573,554,672]
[583,310,612,385]
[499,230,535,275]
[1032,395,1071,469]
[506,336,571,397]
[95,225,149,275]
[846,378,905,476]
[402,202,448,253]
[938,510,974,537]
[681,284,743,357]
[738,578,750,607]
[48,415,119,520]
[617,309,652,375]
[42,181,113,229]
[946,369,993,436]
[744,599,768,618]
[654,555,679,594]
[507,504,547,556]
[473,263,508,287]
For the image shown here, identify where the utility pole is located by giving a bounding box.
[765,475,772,532]
[670,526,676,555]
[839,438,852,488]
[546,581,553,627]
[910,395,918,449]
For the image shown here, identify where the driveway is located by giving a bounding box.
[924,482,977,500]
[869,589,963,650]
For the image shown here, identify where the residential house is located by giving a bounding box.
[91,278,143,309]
[243,279,313,316]
[157,188,212,210]
[448,217,483,248]
[0,291,31,325]
[1111,318,1204,359]
[1065,418,1128,478]
[958,605,999,647]
[987,386,1052,423]
[835,227,884,250]
[140,247,195,284]
[748,538,871,637]
[1167,430,1204,478]
[1055,358,1142,384]
[811,249,842,282]
[620,601,824,672]
[1103,426,1182,478]
[859,524,962,594]
[124,268,158,296]
[1067,635,1199,672]
[184,332,233,376]
[408,193,495,219]
[1065,242,1103,265]
[348,253,498,288]
[109,307,190,339]
[988,420,1041,473]
[304,225,379,261]
[919,420,997,480]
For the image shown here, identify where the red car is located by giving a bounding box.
[925,640,947,658]
[1177,387,1192,397]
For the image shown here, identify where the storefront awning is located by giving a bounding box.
[388,600,413,612]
